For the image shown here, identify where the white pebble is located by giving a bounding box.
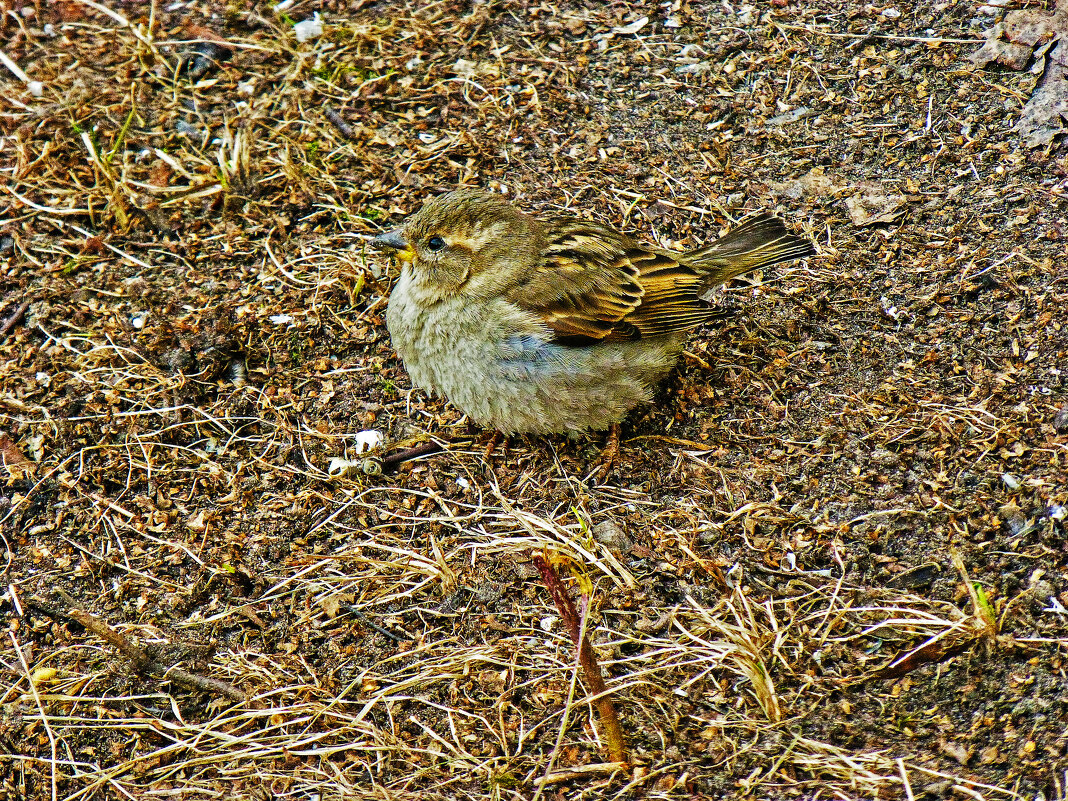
[353,430,383,454]
[293,13,322,43]
[327,456,360,476]
[1001,473,1020,490]
[27,81,43,97]
[269,314,293,325]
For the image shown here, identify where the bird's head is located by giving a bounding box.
[374,188,541,301]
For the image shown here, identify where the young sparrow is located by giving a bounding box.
[375,189,814,435]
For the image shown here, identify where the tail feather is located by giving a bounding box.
[686,213,815,285]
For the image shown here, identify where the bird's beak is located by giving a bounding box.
[373,229,415,263]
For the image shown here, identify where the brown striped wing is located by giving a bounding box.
[506,217,714,345]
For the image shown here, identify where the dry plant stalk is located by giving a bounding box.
[532,553,628,766]
[30,590,246,703]
[950,547,998,639]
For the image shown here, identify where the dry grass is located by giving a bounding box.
[1,0,1066,799]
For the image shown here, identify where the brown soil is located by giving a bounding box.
[1,1,1065,799]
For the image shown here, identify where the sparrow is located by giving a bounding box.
[374,188,814,436]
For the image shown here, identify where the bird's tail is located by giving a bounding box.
[686,213,815,285]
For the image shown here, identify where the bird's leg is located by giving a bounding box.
[596,424,622,478]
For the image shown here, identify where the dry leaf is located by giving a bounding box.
[0,433,33,477]
[773,167,849,202]
[1018,40,1068,147]
[613,17,649,36]
[844,181,908,226]
[971,0,1068,146]
[320,593,353,619]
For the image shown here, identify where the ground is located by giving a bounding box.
[1,0,1066,799]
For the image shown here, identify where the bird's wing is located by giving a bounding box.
[505,216,712,345]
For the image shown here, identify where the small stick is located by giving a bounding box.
[346,607,408,642]
[324,106,355,139]
[536,762,630,786]
[873,635,976,680]
[27,590,246,703]
[532,554,628,766]
[0,301,29,341]
[371,440,446,474]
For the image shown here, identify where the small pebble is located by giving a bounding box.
[327,456,361,477]
[182,41,231,80]
[353,430,383,454]
[870,448,898,466]
[998,503,1028,535]
[1053,404,1068,433]
[592,520,632,551]
[1001,473,1020,490]
[227,359,246,387]
[1031,580,1055,604]
[1046,597,1067,615]
[175,120,201,137]
[294,13,323,43]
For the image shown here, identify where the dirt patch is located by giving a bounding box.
[0,1,1065,799]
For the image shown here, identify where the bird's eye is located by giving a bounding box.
[426,235,447,252]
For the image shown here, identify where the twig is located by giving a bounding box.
[535,762,629,786]
[898,758,915,801]
[11,632,57,801]
[534,588,588,800]
[774,23,982,45]
[324,105,355,139]
[873,634,976,680]
[27,590,246,703]
[346,607,409,642]
[0,301,29,341]
[532,554,628,766]
[371,440,447,474]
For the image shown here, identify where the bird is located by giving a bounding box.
[374,188,814,448]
